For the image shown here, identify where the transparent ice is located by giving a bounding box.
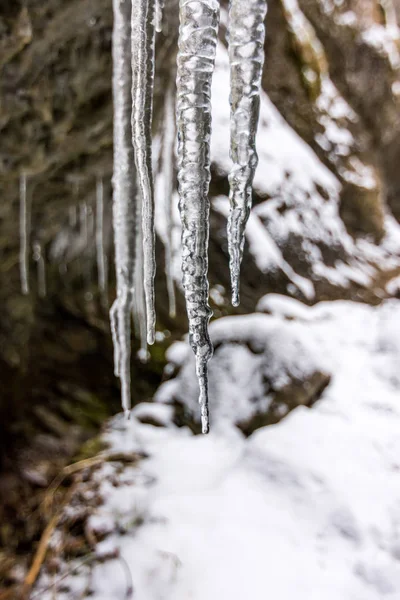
[110,0,137,414]
[131,0,157,345]
[176,0,220,433]
[227,0,267,306]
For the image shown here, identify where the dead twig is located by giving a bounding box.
[21,485,75,599]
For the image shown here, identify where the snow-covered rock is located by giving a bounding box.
[156,310,330,433]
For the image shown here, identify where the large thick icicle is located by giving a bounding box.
[176,0,220,434]
[19,173,30,295]
[110,0,137,415]
[131,0,157,345]
[162,81,177,319]
[227,0,267,306]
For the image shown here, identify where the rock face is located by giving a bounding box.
[2,0,400,584]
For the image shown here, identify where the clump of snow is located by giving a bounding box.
[386,274,400,296]
[36,297,400,600]
[316,77,358,162]
[156,310,328,429]
[131,402,176,428]
[256,292,314,319]
[339,157,379,190]
[361,24,400,70]
[335,10,358,27]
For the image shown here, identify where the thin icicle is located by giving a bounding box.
[133,190,148,360]
[131,0,157,345]
[155,0,164,33]
[176,0,220,434]
[69,205,77,228]
[19,173,30,295]
[96,176,108,303]
[79,202,88,246]
[33,241,47,299]
[82,201,94,295]
[227,0,267,306]
[162,81,177,319]
[110,0,137,415]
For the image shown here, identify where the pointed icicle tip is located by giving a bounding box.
[232,286,240,308]
[202,418,210,435]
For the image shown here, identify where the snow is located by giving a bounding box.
[361,24,400,70]
[316,77,357,162]
[156,308,327,428]
[256,292,314,319]
[37,296,400,600]
[386,275,400,295]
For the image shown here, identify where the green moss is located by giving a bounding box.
[58,393,109,430]
[148,342,166,367]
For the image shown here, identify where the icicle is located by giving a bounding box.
[81,201,94,296]
[69,205,77,228]
[133,193,148,360]
[227,0,267,306]
[33,241,47,299]
[19,173,30,295]
[176,0,220,434]
[110,0,137,415]
[79,202,88,245]
[162,81,177,319]
[96,175,108,304]
[155,0,164,33]
[131,0,157,345]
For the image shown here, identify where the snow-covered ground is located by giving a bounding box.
[38,296,400,600]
